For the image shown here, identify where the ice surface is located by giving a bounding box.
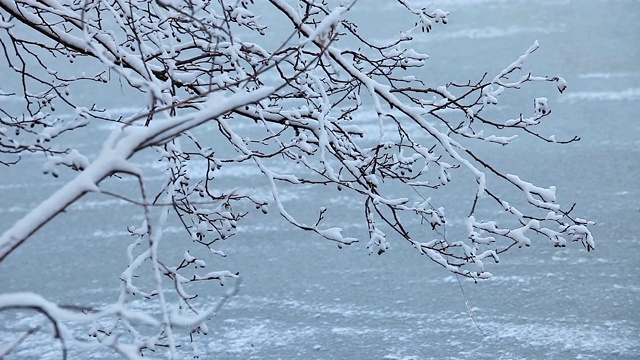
[0,0,638,359]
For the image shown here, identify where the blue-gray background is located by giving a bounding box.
[1,0,638,359]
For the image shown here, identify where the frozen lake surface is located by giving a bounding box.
[1,0,639,359]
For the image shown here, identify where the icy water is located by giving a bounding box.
[1,0,639,359]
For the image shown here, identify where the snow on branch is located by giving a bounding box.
[0,0,593,357]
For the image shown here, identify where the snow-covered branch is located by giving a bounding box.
[0,0,594,357]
